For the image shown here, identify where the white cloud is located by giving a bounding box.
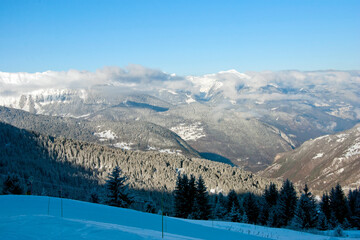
[0,66,359,107]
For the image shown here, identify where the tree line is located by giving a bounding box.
[171,175,360,231]
[2,167,359,232]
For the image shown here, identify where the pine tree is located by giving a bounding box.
[264,182,279,207]
[267,205,280,227]
[193,175,211,220]
[273,179,298,227]
[174,173,192,218]
[2,173,24,195]
[213,193,227,220]
[258,203,269,226]
[105,166,132,208]
[333,225,344,237]
[320,192,331,221]
[348,188,360,228]
[259,182,279,225]
[145,201,156,213]
[291,184,318,229]
[228,203,241,222]
[329,183,350,224]
[174,173,186,218]
[341,218,351,230]
[241,212,249,223]
[186,175,197,217]
[89,191,100,203]
[243,192,260,224]
[227,190,240,212]
[317,211,330,230]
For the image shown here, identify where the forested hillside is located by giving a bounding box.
[0,106,199,157]
[0,121,277,212]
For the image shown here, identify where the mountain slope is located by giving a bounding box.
[0,106,199,157]
[2,68,359,171]
[0,121,277,204]
[260,124,360,192]
[87,103,295,171]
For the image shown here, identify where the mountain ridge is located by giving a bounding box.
[260,123,360,193]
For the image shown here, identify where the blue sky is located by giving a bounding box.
[0,0,359,75]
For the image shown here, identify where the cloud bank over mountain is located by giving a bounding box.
[1,65,359,117]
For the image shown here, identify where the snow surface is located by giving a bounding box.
[184,220,360,240]
[113,142,133,150]
[94,130,117,141]
[314,135,329,141]
[1,195,358,240]
[186,94,196,104]
[147,146,182,155]
[336,134,349,143]
[312,153,324,160]
[159,149,182,155]
[170,122,206,141]
[344,141,360,158]
[314,102,330,107]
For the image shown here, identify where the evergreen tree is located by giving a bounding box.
[273,179,298,227]
[291,184,318,229]
[329,183,350,224]
[193,175,211,220]
[320,192,331,221]
[341,218,351,230]
[333,225,344,237]
[228,203,241,222]
[241,212,249,223]
[174,173,198,218]
[317,211,330,230]
[174,173,188,218]
[145,201,156,213]
[89,191,100,203]
[264,182,279,207]
[213,193,227,220]
[105,166,132,208]
[348,188,358,215]
[2,173,24,195]
[258,203,269,226]
[258,182,279,225]
[243,192,260,224]
[227,190,240,212]
[186,175,197,217]
[267,205,280,227]
[348,188,360,228]
[330,212,339,229]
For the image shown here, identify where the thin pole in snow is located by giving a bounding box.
[47,197,50,215]
[161,191,164,239]
[60,187,63,217]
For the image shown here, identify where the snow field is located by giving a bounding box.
[170,122,206,141]
[94,130,117,141]
[1,195,359,240]
[0,195,265,240]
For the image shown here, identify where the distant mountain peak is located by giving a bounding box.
[218,69,250,79]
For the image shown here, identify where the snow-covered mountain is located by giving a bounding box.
[1,67,359,172]
[260,123,360,192]
[0,106,199,157]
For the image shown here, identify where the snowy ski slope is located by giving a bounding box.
[0,195,359,240]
